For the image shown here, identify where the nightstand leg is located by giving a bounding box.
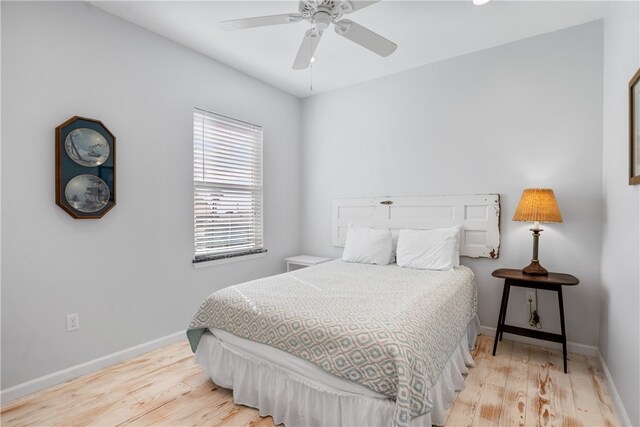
[558,287,568,373]
[499,283,512,341]
[493,281,509,356]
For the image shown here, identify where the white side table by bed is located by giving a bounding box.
[285,255,332,272]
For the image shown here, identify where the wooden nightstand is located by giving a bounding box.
[284,255,332,272]
[491,268,579,373]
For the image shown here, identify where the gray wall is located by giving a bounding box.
[301,22,604,347]
[0,1,301,389]
[600,2,640,425]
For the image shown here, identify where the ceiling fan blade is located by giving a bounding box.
[293,28,323,70]
[334,19,396,57]
[220,14,303,31]
[342,1,381,13]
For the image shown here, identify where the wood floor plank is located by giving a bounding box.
[584,356,622,427]
[546,348,579,426]
[569,354,607,427]
[0,337,624,427]
[127,383,229,426]
[1,342,191,425]
[93,369,209,426]
[77,356,199,426]
[246,414,279,427]
[498,342,529,427]
[444,331,497,427]
[525,345,551,427]
[445,355,493,426]
[471,339,513,427]
[212,404,267,427]
[476,334,496,360]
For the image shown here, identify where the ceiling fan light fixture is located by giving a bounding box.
[313,11,331,30]
[472,0,491,5]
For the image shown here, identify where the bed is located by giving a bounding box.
[187,194,500,427]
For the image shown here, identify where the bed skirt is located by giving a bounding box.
[194,316,480,426]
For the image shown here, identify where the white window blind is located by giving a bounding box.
[193,108,264,262]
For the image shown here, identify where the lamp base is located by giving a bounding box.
[522,260,549,276]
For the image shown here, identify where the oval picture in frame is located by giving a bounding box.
[64,128,110,167]
[64,174,110,213]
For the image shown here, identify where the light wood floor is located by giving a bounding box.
[1,335,621,427]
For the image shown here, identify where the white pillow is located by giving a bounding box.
[390,227,461,266]
[342,227,393,265]
[396,227,460,271]
[452,226,461,267]
[431,226,461,266]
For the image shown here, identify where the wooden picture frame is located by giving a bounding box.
[55,116,116,218]
[630,68,640,185]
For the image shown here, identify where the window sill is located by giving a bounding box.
[192,251,267,269]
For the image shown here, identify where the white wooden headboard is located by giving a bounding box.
[331,194,501,259]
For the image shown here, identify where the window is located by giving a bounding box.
[193,108,264,263]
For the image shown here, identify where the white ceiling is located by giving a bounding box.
[92,1,606,98]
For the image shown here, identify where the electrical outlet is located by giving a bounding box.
[66,313,79,332]
[526,291,535,305]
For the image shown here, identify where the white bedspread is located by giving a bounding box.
[188,260,477,426]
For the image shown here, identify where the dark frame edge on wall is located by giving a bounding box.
[55,115,117,219]
[629,68,640,185]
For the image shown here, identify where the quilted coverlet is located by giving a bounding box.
[187,260,477,427]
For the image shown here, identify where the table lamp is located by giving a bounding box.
[512,188,563,276]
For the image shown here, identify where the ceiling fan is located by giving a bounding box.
[220,1,397,70]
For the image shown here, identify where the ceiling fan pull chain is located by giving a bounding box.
[309,24,314,91]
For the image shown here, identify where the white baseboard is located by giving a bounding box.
[479,325,598,357]
[597,350,632,427]
[0,330,187,404]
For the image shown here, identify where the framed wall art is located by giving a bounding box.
[630,68,640,185]
[55,116,116,218]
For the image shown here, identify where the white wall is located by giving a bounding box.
[301,22,604,347]
[0,1,301,389]
[3,2,637,420]
[600,2,640,425]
